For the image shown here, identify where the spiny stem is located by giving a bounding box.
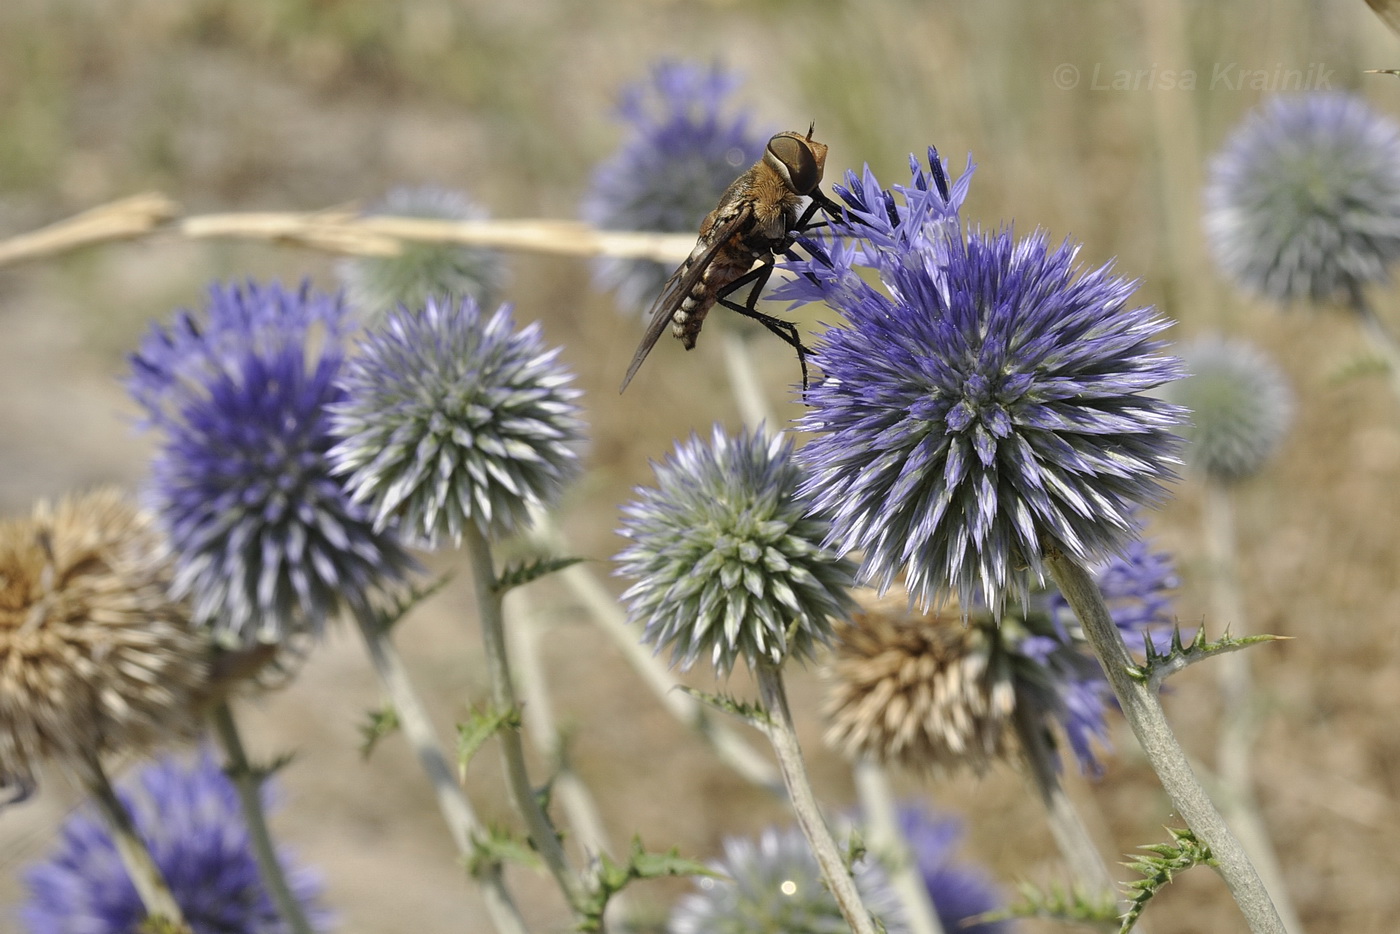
[1044,550,1285,934]
[210,702,315,934]
[463,522,585,915]
[755,661,879,934]
[350,601,527,934]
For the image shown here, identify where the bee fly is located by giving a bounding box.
[619,123,841,392]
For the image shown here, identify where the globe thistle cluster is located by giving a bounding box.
[825,541,1178,776]
[329,296,586,547]
[669,825,907,934]
[1204,92,1400,305]
[582,60,766,311]
[1167,336,1293,483]
[337,185,507,316]
[615,425,854,676]
[20,750,330,934]
[127,280,415,645]
[895,806,1012,934]
[0,488,208,787]
[780,150,1186,617]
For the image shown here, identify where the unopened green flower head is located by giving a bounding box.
[615,426,854,676]
[1168,336,1293,483]
[330,296,586,547]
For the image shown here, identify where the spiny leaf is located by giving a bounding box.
[457,705,522,772]
[468,824,542,878]
[675,685,772,727]
[1329,351,1392,386]
[358,704,399,759]
[492,555,585,595]
[996,880,1120,926]
[1129,624,1287,687]
[1120,828,1214,933]
[577,837,716,932]
[370,573,453,634]
[222,751,296,787]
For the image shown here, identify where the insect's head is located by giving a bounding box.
[764,123,829,196]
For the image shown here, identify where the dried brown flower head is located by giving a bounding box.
[823,596,1015,774]
[0,489,209,784]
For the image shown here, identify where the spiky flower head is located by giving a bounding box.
[669,825,907,934]
[615,425,854,676]
[1204,92,1400,305]
[329,296,585,547]
[825,540,1178,776]
[337,185,507,316]
[1167,336,1293,483]
[0,488,207,787]
[127,281,415,646]
[582,60,766,311]
[781,150,1186,617]
[20,750,331,934]
[895,806,1012,934]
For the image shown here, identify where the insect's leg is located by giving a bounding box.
[715,261,812,390]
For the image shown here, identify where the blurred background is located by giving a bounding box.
[2,1,1399,931]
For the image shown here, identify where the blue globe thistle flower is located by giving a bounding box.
[669,825,907,934]
[826,540,1179,776]
[615,425,855,676]
[337,185,507,316]
[127,281,415,645]
[784,151,1186,617]
[20,750,331,934]
[1166,336,1293,483]
[1204,92,1400,305]
[329,297,586,547]
[895,806,1012,934]
[582,60,766,312]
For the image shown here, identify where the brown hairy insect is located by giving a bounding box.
[619,124,841,392]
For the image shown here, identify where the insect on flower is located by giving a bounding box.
[619,123,841,392]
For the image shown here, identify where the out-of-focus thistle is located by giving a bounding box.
[329,296,585,548]
[20,750,331,934]
[337,185,506,316]
[582,60,766,313]
[1168,336,1294,484]
[825,541,1178,777]
[1204,92,1400,306]
[779,150,1186,618]
[896,807,1013,934]
[0,488,207,790]
[127,280,415,646]
[615,424,854,676]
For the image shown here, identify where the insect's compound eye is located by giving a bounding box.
[765,132,823,194]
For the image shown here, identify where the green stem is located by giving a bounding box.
[1044,550,1285,934]
[78,752,189,931]
[210,702,314,934]
[852,761,945,934]
[462,522,585,914]
[1349,284,1400,402]
[754,661,879,934]
[350,602,527,934]
[721,328,778,428]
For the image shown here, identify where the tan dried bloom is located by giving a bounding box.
[823,596,1016,774]
[0,488,209,784]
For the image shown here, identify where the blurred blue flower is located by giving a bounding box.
[784,151,1186,617]
[1205,92,1400,305]
[337,185,507,316]
[615,425,854,676]
[582,60,766,312]
[329,297,585,546]
[21,750,330,934]
[128,281,415,645]
[895,806,1012,933]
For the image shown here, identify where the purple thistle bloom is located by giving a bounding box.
[615,425,854,676]
[329,297,586,547]
[1205,92,1400,305]
[785,152,1186,616]
[128,281,415,645]
[20,750,331,934]
[896,806,1013,933]
[582,60,766,312]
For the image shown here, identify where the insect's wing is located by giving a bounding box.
[619,203,753,392]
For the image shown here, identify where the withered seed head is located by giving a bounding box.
[823,598,1016,775]
[0,489,209,785]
